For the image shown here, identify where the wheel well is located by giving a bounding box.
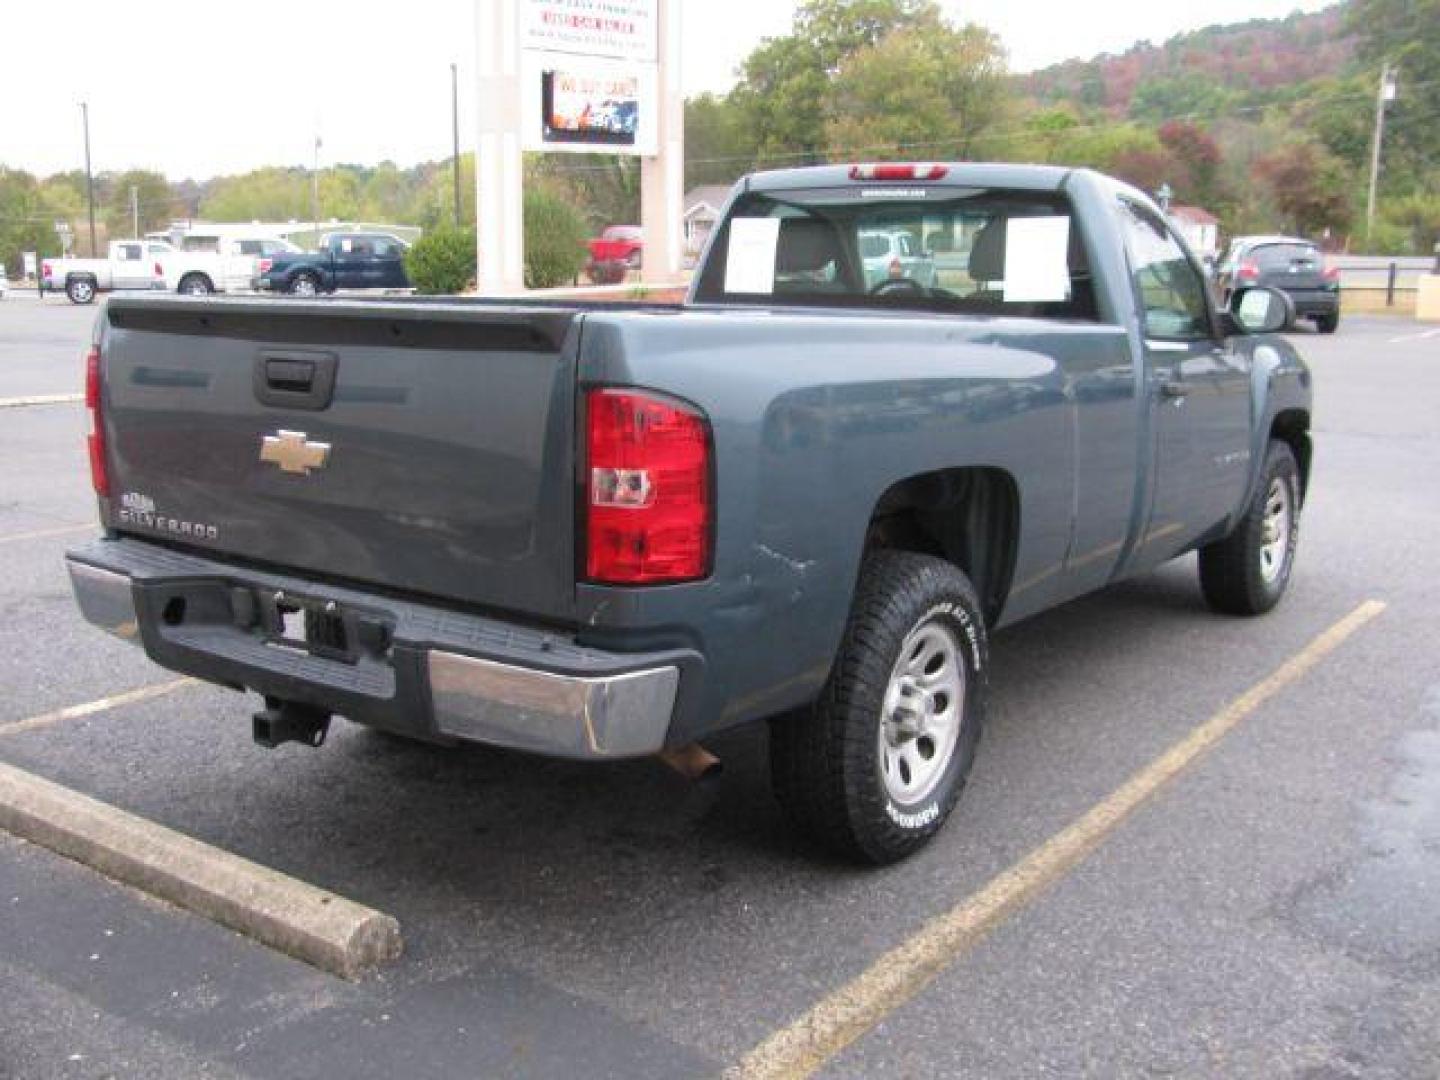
[179,272,212,288]
[1270,409,1311,500]
[863,467,1019,626]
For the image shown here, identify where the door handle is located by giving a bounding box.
[1159,380,1190,399]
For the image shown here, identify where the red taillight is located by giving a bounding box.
[1237,260,1260,281]
[888,256,903,278]
[259,257,273,274]
[84,345,109,497]
[42,261,52,279]
[1322,263,1340,282]
[154,261,164,277]
[585,388,711,584]
[849,163,948,182]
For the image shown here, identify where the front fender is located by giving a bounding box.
[1241,333,1312,506]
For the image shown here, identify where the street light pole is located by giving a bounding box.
[80,102,97,254]
[130,185,138,238]
[451,63,463,227]
[1365,62,1397,244]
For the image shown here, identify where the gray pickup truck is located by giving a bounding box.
[67,163,1311,863]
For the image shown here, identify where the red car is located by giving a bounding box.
[587,225,643,269]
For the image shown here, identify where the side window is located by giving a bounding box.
[1118,201,1210,340]
[373,238,399,258]
[117,244,142,262]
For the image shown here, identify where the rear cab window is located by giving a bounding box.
[693,184,1098,321]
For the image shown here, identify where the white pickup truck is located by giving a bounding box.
[160,234,301,296]
[41,240,174,304]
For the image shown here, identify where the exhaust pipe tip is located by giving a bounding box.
[656,743,722,782]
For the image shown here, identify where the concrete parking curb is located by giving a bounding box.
[0,759,401,979]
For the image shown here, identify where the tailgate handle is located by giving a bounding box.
[254,351,337,410]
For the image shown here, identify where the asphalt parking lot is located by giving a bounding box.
[2,291,1438,1079]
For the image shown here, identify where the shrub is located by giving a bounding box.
[404,225,475,294]
[524,188,589,289]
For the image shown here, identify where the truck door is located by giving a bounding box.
[372,235,408,288]
[1117,199,1251,567]
[111,242,149,290]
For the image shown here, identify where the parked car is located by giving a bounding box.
[41,240,173,304]
[160,235,300,296]
[1215,235,1340,333]
[859,229,938,289]
[254,232,410,295]
[0,267,7,299]
[68,162,1309,864]
[587,225,643,269]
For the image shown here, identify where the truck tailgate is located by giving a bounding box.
[100,298,581,622]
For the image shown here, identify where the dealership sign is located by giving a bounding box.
[520,0,658,156]
[521,0,657,62]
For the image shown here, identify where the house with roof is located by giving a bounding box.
[1168,205,1220,259]
[683,185,734,262]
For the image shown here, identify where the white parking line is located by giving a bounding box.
[732,599,1387,1080]
[0,393,83,409]
[1387,327,1440,344]
[0,524,92,545]
[0,679,195,738]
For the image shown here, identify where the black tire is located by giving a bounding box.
[66,277,97,304]
[770,550,987,864]
[1315,310,1339,334]
[288,272,321,296]
[1198,440,1301,616]
[178,273,214,296]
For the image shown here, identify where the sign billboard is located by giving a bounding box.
[519,0,658,157]
[521,0,657,62]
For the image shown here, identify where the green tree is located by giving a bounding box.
[685,93,757,187]
[103,169,176,238]
[1346,0,1440,195]
[825,22,1005,160]
[523,185,588,288]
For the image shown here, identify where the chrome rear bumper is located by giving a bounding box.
[65,541,686,760]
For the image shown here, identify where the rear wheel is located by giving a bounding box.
[1315,310,1339,334]
[66,277,96,304]
[288,273,320,296]
[770,551,987,864]
[1198,440,1301,615]
[178,273,214,296]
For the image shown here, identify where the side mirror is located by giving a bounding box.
[1228,286,1294,334]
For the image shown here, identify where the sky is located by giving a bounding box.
[0,0,1335,182]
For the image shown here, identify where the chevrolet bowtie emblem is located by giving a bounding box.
[260,430,331,475]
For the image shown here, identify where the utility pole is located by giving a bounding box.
[80,102,97,255]
[1366,62,1397,244]
[130,185,138,238]
[451,62,462,227]
[312,134,321,241]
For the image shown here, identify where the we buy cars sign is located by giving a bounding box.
[521,0,658,62]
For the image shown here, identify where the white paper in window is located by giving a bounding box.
[1002,216,1071,303]
[724,217,781,294]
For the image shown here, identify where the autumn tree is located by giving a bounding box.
[1252,141,1353,236]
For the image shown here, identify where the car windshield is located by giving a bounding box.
[1251,243,1319,269]
[693,186,1097,320]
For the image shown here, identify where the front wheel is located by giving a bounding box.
[178,273,213,296]
[1198,440,1301,615]
[770,551,987,864]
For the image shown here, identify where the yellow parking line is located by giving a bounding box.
[0,678,196,738]
[731,599,1387,1080]
[0,524,92,545]
[0,393,83,409]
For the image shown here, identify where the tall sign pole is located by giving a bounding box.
[475,0,526,294]
[81,102,97,255]
[641,0,683,285]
